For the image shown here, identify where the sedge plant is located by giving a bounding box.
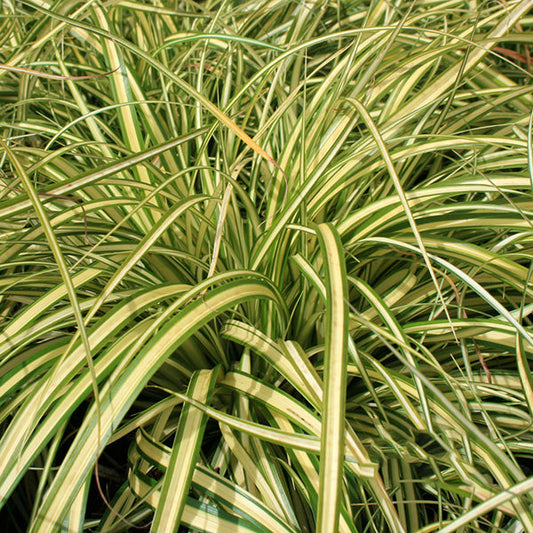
[1,1,533,532]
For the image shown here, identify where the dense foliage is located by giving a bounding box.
[1,1,533,531]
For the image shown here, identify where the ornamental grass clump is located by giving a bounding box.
[1,1,533,532]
